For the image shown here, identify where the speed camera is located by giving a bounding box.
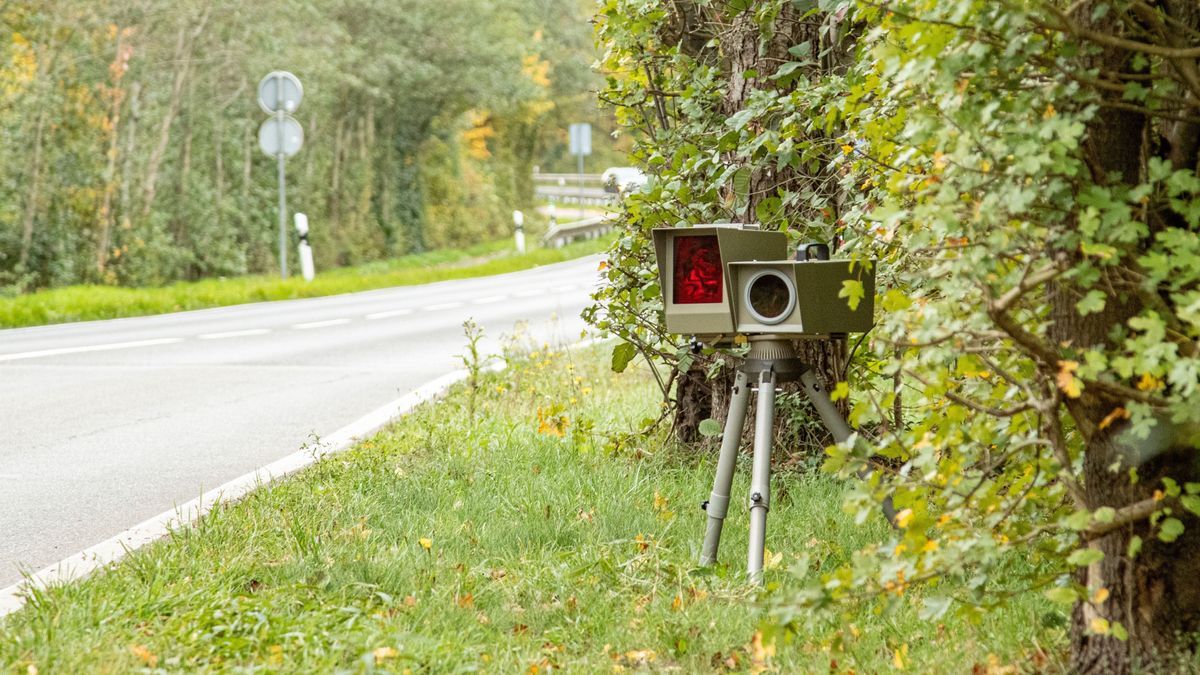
[652,226,874,340]
[652,226,788,336]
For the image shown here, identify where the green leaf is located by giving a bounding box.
[1127,535,1143,558]
[1158,517,1185,543]
[839,280,865,311]
[1076,290,1107,316]
[698,418,723,438]
[1067,548,1104,566]
[732,167,751,198]
[611,342,638,373]
[1092,506,1116,524]
[1111,621,1129,641]
[1182,495,1200,517]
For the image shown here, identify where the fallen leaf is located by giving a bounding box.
[129,645,158,668]
[373,646,398,664]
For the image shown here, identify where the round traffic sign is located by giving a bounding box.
[258,115,304,158]
[257,71,303,114]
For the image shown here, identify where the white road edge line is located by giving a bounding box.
[423,302,464,311]
[0,336,613,617]
[0,337,184,363]
[513,289,542,298]
[0,364,495,617]
[365,309,413,320]
[471,295,508,305]
[198,329,271,340]
[292,318,351,330]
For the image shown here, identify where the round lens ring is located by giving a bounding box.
[745,270,796,325]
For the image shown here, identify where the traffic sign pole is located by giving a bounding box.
[257,71,304,280]
[276,76,287,279]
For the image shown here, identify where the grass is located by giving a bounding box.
[0,236,611,329]
[0,343,1064,672]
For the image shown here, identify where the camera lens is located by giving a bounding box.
[745,270,795,325]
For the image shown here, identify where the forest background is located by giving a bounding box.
[0,0,618,293]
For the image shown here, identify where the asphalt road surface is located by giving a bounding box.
[0,255,601,587]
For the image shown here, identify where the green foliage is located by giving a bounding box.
[0,0,602,291]
[591,0,1200,666]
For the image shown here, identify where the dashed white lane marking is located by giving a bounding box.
[198,329,271,340]
[292,318,351,330]
[0,338,184,363]
[514,289,542,298]
[365,309,414,321]
[423,302,464,311]
[472,295,508,305]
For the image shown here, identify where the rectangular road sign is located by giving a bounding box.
[569,123,592,156]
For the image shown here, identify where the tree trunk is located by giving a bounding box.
[18,111,46,273]
[96,32,129,278]
[675,5,849,446]
[1062,6,1200,669]
[119,81,140,226]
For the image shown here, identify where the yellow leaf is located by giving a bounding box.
[763,548,783,569]
[1090,617,1110,635]
[598,260,609,271]
[1044,104,1056,119]
[373,647,399,664]
[1136,372,1162,392]
[894,508,914,528]
[1056,360,1082,398]
[419,537,432,551]
[129,645,158,668]
[922,540,939,553]
[1092,587,1110,604]
[892,643,909,669]
[1098,407,1129,430]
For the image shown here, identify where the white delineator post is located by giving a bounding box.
[295,212,315,281]
[512,209,526,254]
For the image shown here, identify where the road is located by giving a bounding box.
[0,256,601,588]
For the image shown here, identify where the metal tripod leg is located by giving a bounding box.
[800,368,899,524]
[700,370,750,566]
[798,368,851,443]
[747,369,777,583]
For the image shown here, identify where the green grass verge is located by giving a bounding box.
[0,237,610,329]
[0,345,1063,672]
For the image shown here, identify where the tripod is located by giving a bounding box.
[699,336,855,583]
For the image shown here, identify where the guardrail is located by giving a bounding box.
[542,215,614,249]
[532,172,604,184]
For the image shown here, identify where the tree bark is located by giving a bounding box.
[675,5,850,446]
[18,111,46,274]
[1061,4,1200,671]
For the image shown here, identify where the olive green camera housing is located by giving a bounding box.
[652,226,875,340]
[728,260,874,336]
[652,226,788,337]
